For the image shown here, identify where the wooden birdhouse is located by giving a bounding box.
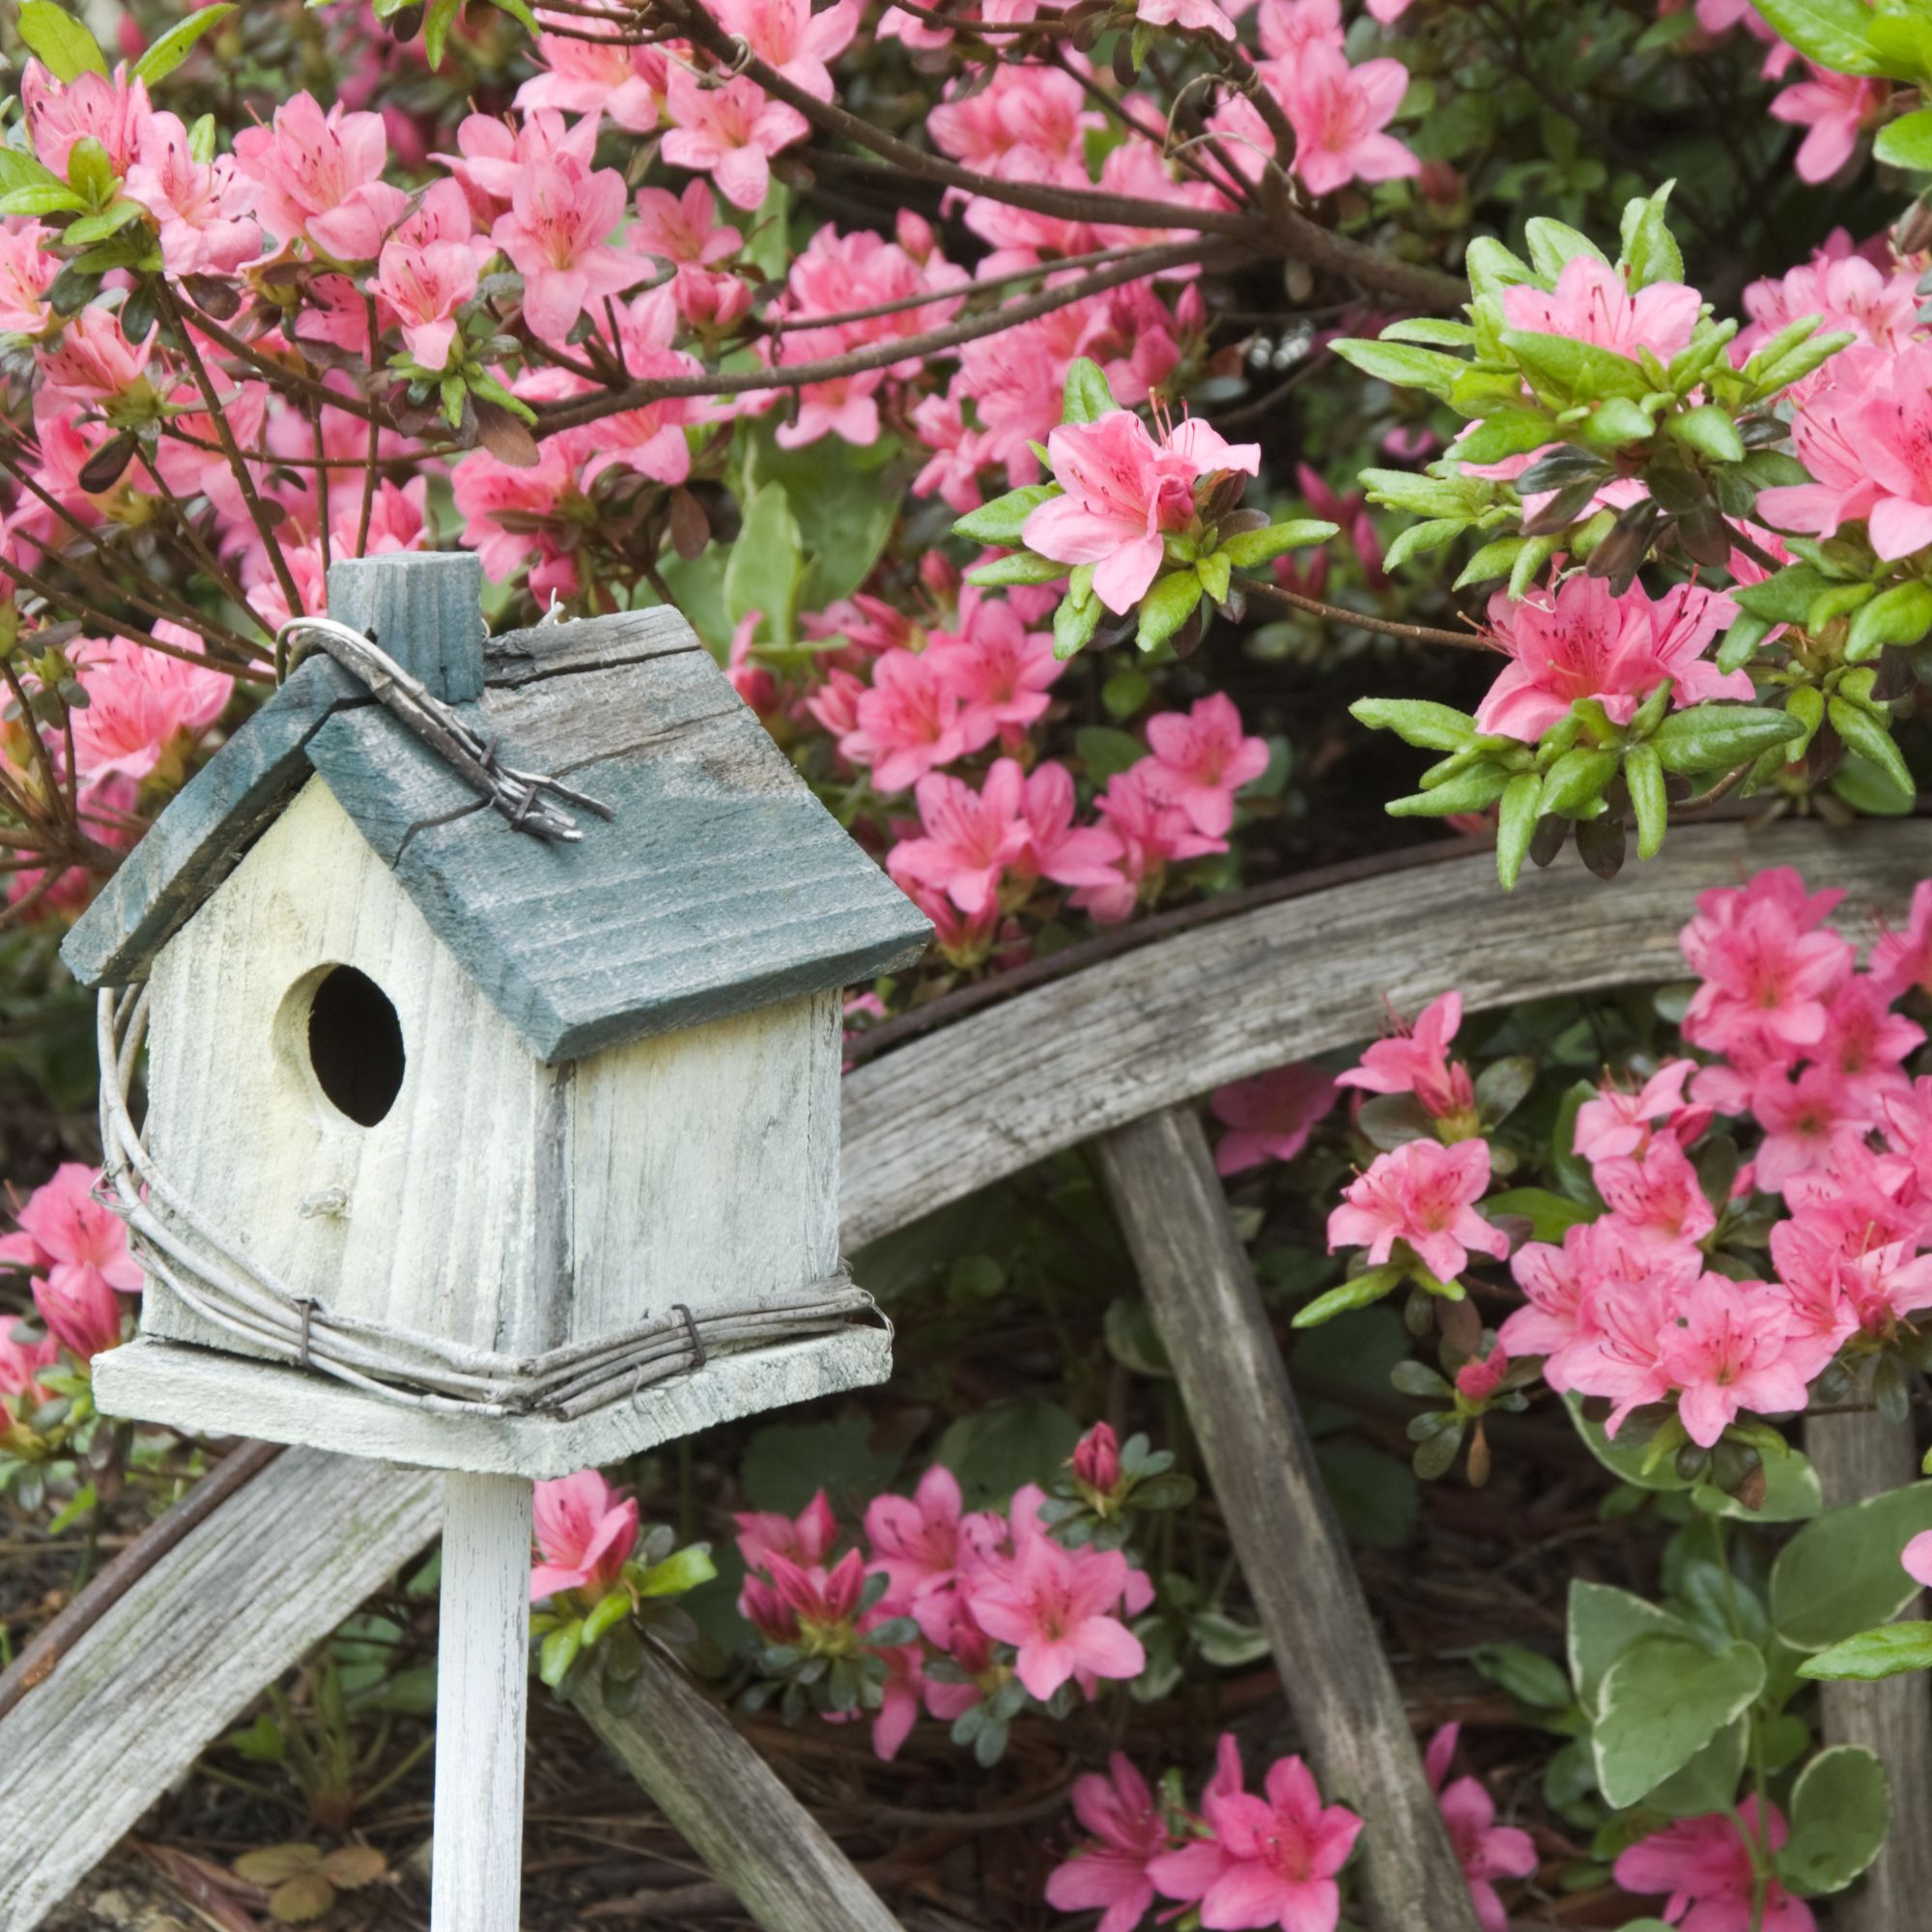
[66,553,932,1477]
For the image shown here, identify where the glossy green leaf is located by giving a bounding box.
[1773,1482,1932,1650]
[1591,1636,1765,1808]
[132,3,236,83]
[1799,1620,1932,1681]
[17,2,109,81]
[1777,1746,1891,1895]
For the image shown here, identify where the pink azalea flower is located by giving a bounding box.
[1022,411,1260,615]
[1502,253,1701,363]
[887,758,1032,916]
[233,94,409,260]
[1754,348,1888,543]
[1150,1743,1362,1932]
[0,1163,143,1305]
[21,62,152,178]
[491,154,640,345]
[124,111,260,276]
[1870,879,1932,1000]
[1212,1064,1340,1175]
[33,1267,125,1360]
[736,1490,841,1574]
[1475,575,1747,743]
[968,1534,1147,1699]
[1595,1136,1718,1249]
[745,1547,869,1643]
[708,0,861,101]
[1455,1344,1511,1404]
[0,220,59,337]
[1614,1801,1815,1932]
[1275,43,1420,197]
[865,1463,963,1638]
[0,1320,60,1407]
[515,30,663,133]
[634,180,742,270]
[436,106,600,216]
[1141,693,1270,838]
[1575,1059,1705,1164]
[1904,1530,1932,1590]
[839,648,970,794]
[1770,65,1886,184]
[932,593,1063,753]
[1742,242,1920,358]
[1046,1754,1175,1932]
[1012,760,1126,891]
[1846,342,1932,560]
[375,231,480,373]
[661,70,810,213]
[1748,1063,1872,1195]
[1258,0,1346,61]
[1426,1724,1538,1932]
[1136,0,1239,38]
[1071,1422,1124,1496]
[1336,990,1475,1122]
[37,306,152,405]
[1657,1275,1812,1447]
[530,1469,641,1604]
[67,628,233,783]
[1682,895,1854,1066]
[1327,1137,1508,1285]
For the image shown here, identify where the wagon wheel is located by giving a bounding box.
[6,817,1932,1932]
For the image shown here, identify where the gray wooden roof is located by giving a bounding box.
[62,582,931,1063]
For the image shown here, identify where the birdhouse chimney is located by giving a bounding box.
[326,553,486,702]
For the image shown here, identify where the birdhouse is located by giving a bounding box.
[67,553,932,1477]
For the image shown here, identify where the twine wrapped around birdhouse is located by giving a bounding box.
[96,984,889,1418]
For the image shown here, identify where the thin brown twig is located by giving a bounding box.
[1242,577,1495,650]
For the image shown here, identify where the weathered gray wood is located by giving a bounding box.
[573,1647,907,1932]
[841,820,1932,1249]
[0,1447,443,1932]
[431,1473,531,1932]
[484,606,700,687]
[58,656,368,989]
[1803,1410,1932,1932]
[1094,1105,1483,1932]
[95,1325,893,1479]
[301,636,931,1063]
[327,554,486,702]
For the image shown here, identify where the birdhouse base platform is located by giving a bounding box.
[92,1325,893,1478]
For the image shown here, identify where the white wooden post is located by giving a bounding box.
[431,1472,533,1932]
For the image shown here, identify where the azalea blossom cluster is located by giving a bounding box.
[0,1162,141,1393]
[1044,1720,1533,1932]
[728,1423,1165,1761]
[1310,867,1932,1486]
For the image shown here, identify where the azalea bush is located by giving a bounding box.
[12,0,1932,1927]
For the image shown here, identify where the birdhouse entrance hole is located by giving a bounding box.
[304,965,406,1127]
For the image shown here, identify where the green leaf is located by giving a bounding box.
[539,1620,583,1688]
[1384,518,1469,574]
[1651,703,1803,776]
[935,1400,1084,1508]
[1878,106,1932,169]
[1465,235,1535,298]
[1292,1264,1406,1328]
[1349,697,1478,751]
[423,0,462,64]
[1061,357,1115,424]
[1776,1746,1891,1895]
[1472,1641,1574,1711]
[0,181,86,216]
[742,1415,903,1515]
[487,0,542,28]
[0,149,71,199]
[1076,724,1149,781]
[1494,772,1540,891]
[1375,317,1477,347]
[1591,1636,1766,1808]
[639,1543,718,1598]
[1799,1620,1932,1681]
[1568,1578,1695,1715]
[1627,742,1667,859]
[1539,747,1618,818]
[1563,1393,1692,1496]
[1735,563,1835,624]
[1330,337,1467,401]
[582,1589,633,1646]
[744,423,901,610]
[17,2,108,81]
[1772,1482,1932,1650]
[1502,328,1650,403]
[1313,1439,1420,1549]
[1665,407,1746,465]
[1136,570,1203,651]
[65,137,114,209]
[1751,0,1884,74]
[1691,1447,1823,1522]
[1220,518,1337,567]
[1847,580,1932,661]
[1524,216,1610,282]
[1828,695,1915,798]
[61,199,144,246]
[1645,1716,1749,1818]
[723,482,802,647]
[1053,590,1101,662]
[965,552,1065,588]
[1454,413,1558,469]
[1386,763,1512,816]
[132,3,236,83]
[1457,536,1529,587]
[1833,751,1917,815]
[1619,183,1685,290]
[952,484,1056,546]
[1485,1187,1595,1242]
